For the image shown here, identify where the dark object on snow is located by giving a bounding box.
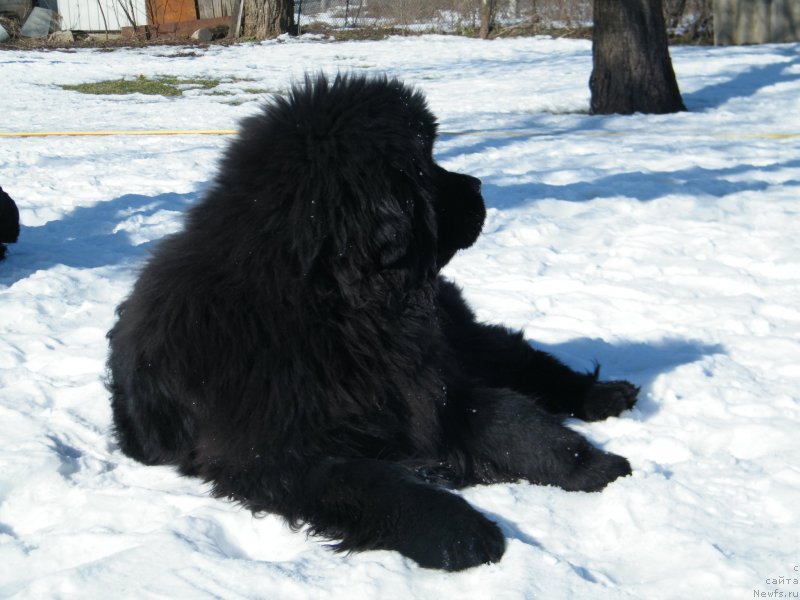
[0,185,20,261]
[107,74,639,571]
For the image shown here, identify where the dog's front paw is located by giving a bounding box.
[581,380,639,421]
[395,492,506,571]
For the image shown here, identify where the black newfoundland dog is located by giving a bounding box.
[0,186,20,261]
[108,74,638,571]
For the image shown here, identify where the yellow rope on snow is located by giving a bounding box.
[0,130,237,138]
[713,133,800,140]
[580,131,800,139]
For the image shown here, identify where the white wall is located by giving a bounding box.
[56,0,147,31]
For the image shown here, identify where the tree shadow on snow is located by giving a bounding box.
[0,191,199,286]
[480,158,800,209]
[436,112,605,163]
[683,45,800,111]
[532,336,725,420]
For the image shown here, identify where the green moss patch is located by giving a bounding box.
[60,74,265,98]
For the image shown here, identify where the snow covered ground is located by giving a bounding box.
[1,35,799,599]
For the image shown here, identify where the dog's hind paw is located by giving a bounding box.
[580,380,639,421]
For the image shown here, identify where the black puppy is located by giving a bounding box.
[0,186,20,260]
[108,74,638,571]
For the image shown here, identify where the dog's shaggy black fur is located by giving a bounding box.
[107,74,639,571]
[0,186,20,261]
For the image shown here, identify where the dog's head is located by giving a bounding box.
[214,74,485,288]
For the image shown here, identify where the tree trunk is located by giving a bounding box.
[479,0,495,39]
[589,0,686,115]
[241,0,294,39]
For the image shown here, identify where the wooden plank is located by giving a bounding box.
[197,0,231,19]
[196,0,213,19]
[148,0,197,25]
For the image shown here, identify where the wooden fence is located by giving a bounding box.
[714,0,800,44]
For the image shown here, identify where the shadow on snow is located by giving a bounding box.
[533,336,725,420]
[0,191,199,286]
[481,158,800,209]
[683,45,800,111]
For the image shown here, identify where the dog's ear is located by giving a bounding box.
[321,171,438,290]
[372,167,440,282]
[374,199,414,269]
[277,171,422,284]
